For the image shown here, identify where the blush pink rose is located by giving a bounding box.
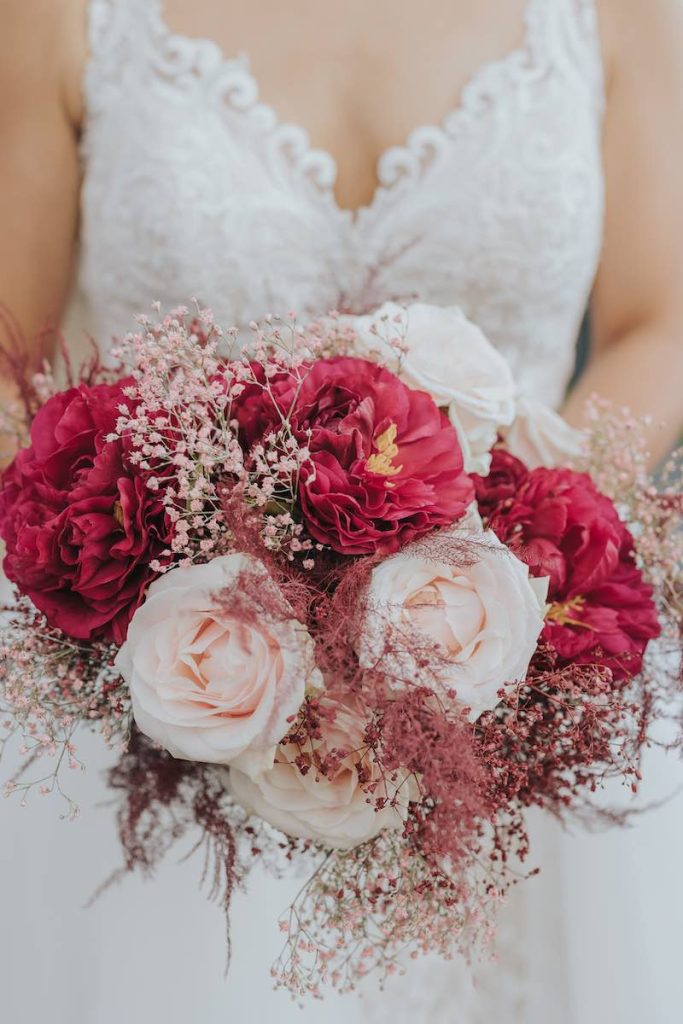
[357,527,548,720]
[230,697,416,849]
[115,555,321,773]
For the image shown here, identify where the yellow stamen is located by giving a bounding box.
[113,501,125,528]
[546,595,594,630]
[366,423,403,478]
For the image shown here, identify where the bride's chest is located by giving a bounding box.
[83,53,603,293]
[78,0,605,405]
[158,0,538,214]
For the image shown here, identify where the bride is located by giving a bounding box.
[1,1,682,1021]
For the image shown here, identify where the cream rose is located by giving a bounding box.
[115,555,320,773]
[230,699,415,850]
[357,530,549,721]
[351,302,516,474]
[503,395,585,469]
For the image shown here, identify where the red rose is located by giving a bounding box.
[0,382,170,644]
[474,453,660,680]
[288,357,474,555]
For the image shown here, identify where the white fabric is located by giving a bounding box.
[79,0,604,409]
[2,0,683,1022]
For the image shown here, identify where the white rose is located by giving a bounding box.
[351,302,516,474]
[357,530,549,721]
[115,555,320,773]
[230,699,415,850]
[503,395,585,469]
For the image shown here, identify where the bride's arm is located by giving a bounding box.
[563,0,683,463]
[0,0,85,391]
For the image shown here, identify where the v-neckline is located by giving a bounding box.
[149,0,544,225]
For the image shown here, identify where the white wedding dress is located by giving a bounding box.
[2,0,682,1021]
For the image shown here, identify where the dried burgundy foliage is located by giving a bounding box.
[105,730,243,965]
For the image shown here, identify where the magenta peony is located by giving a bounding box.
[287,357,474,555]
[474,452,660,680]
[0,382,170,643]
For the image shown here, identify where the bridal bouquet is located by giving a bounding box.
[1,302,680,996]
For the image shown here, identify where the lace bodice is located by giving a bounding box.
[79,0,605,410]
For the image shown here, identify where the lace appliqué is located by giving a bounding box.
[80,0,604,408]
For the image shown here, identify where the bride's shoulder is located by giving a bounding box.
[596,0,683,90]
[0,0,88,128]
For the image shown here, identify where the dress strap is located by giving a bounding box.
[574,0,606,102]
[526,0,605,115]
[85,0,158,110]
[88,0,146,62]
